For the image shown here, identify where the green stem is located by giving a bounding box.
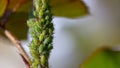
[27,0,54,68]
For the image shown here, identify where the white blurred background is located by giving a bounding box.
[0,0,120,68]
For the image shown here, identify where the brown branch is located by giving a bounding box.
[4,29,31,65]
[20,54,30,68]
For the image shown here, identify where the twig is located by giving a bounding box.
[4,29,31,65]
[20,54,30,68]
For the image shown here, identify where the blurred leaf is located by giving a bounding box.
[50,0,88,18]
[0,0,8,17]
[81,47,120,68]
[6,1,32,39]
[6,12,28,39]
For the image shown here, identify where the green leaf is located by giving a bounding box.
[6,1,32,39]
[81,47,120,68]
[50,0,88,18]
[0,0,8,17]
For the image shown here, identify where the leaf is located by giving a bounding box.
[0,0,8,17]
[6,1,32,39]
[81,47,120,68]
[50,0,88,18]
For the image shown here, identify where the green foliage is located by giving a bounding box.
[81,47,120,68]
[50,0,88,17]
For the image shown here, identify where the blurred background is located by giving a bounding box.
[0,0,120,68]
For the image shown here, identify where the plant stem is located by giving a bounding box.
[4,29,31,65]
[27,0,54,68]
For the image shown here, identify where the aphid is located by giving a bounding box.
[39,44,45,54]
[45,15,49,20]
[48,44,53,51]
[39,34,44,42]
[49,28,53,35]
[27,18,35,27]
[41,55,46,66]
[39,10,43,17]
[43,36,52,45]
